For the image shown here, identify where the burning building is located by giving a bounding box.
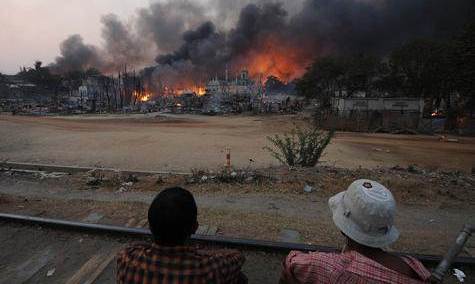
[206,69,257,97]
[200,69,258,114]
[45,0,472,114]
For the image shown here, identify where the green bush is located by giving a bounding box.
[264,127,334,168]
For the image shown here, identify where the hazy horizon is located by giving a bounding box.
[0,0,149,74]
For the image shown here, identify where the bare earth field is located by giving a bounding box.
[0,113,474,172]
[0,113,474,282]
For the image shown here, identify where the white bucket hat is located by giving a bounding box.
[329,179,399,248]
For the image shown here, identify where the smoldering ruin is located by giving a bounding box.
[1,0,474,130]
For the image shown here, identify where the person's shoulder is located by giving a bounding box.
[285,250,345,270]
[401,255,432,281]
[282,251,346,283]
[193,248,245,283]
[117,242,152,259]
[197,248,245,266]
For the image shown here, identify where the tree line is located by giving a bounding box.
[296,22,475,117]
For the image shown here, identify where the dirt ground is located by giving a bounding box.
[1,166,473,257]
[1,113,474,172]
[0,113,474,283]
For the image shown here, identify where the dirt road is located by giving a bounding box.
[1,167,473,256]
[1,113,474,172]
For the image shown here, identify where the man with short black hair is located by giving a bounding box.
[148,186,199,245]
[117,187,246,284]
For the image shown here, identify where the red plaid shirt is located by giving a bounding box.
[117,242,245,284]
[281,250,431,284]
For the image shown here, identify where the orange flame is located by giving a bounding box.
[160,36,308,93]
[133,90,152,102]
[175,86,206,96]
[243,36,309,83]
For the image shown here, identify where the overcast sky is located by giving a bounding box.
[0,0,150,74]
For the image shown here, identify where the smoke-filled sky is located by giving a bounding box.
[0,0,299,74]
[1,0,473,81]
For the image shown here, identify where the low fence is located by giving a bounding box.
[315,110,475,135]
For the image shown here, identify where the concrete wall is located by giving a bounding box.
[316,110,423,132]
[333,97,424,113]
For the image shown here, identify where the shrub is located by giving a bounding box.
[264,127,334,167]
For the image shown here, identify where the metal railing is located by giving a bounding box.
[0,212,473,274]
[431,224,474,283]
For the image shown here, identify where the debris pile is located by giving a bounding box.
[85,169,139,191]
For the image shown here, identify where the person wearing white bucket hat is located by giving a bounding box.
[329,179,400,249]
[280,179,431,284]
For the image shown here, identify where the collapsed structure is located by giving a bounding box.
[0,75,53,114]
[0,67,301,115]
[206,70,256,97]
[201,69,259,113]
[161,69,301,114]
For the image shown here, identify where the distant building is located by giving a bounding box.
[332,97,425,114]
[206,69,257,97]
[70,76,104,111]
[78,76,102,100]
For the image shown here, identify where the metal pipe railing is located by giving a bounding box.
[431,224,474,283]
[1,213,474,269]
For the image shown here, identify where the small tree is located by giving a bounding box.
[264,127,334,168]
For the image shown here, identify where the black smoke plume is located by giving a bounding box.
[51,0,474,85]
[51,35,104,74]
[152,0,474,89]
